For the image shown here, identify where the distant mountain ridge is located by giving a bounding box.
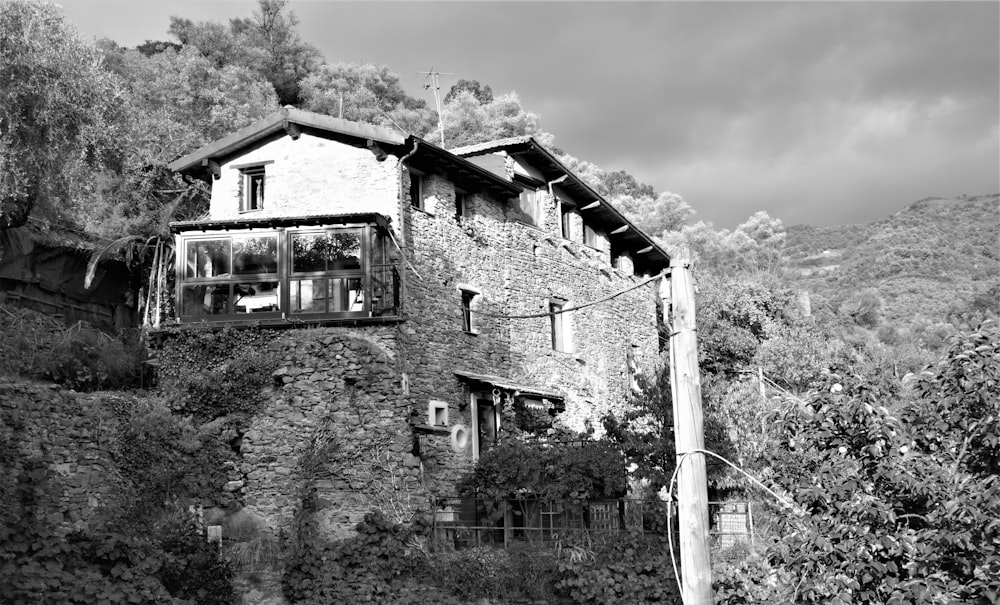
[783,193,999,326]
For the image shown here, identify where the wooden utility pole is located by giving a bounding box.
[663,254,713,605]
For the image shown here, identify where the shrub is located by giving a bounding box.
[112,398,233,516]
[283,512,456,605]
[0,305,148,390]
[431,546,512,601]
[554,531,681,604]
[0,457,233,605]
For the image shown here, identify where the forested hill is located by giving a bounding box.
[783,193,1000,326]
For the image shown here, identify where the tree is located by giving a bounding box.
[0,0,125,230]
[613,191,694,237]
[168,0,320,105]
[299,62,436,134]
[603,169,655,199]
[658,211,786,276]
[438,90,543,148]
[444,78,493,105]
[82,44,278,240]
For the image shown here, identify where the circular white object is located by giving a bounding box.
[450,424,470,453]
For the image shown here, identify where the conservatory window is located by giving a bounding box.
[176,224,401,322]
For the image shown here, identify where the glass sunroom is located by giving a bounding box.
[171,213,401,324]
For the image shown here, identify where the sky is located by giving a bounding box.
[56,0,999,229]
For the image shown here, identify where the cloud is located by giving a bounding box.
[58,0,998,229]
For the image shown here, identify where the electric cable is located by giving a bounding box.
[465,270,669,320]
[665,448,796,605]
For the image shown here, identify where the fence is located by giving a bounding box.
[428,497,754,550]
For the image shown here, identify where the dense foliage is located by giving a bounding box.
[0,0,124,230]
[784,194,999,333]
[0,431,233,604]
[713,323,999,604]
[456,439,627,502]
[0,306,148,391]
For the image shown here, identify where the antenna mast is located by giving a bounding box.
[419,67,453,147]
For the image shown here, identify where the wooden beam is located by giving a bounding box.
[610,225,629,235]
[283,121,301,140]
[662,255,713,605]
[200,159,221,180]
[580,200,601,210]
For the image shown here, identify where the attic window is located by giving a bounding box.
[239,166,266,212]
[512,175,544,227]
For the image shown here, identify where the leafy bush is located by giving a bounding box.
[731,323,1000,604]
[0,455,233,605]
[153,326,278,421]
[0,305,148,390]
[283,512,456,605]
[431,546,513,601]
[554,531,681,604]
[113,398,233,516]
[457,439,626,502]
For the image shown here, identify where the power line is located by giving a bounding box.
[467,271,669,320]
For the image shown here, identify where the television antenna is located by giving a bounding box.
[419,67,453,147]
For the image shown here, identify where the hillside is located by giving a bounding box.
[783,193,999,326]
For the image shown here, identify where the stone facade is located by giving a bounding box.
[164,109,669,547]
[209,132,401,224]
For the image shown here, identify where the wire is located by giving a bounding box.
[466,270,669,320]
[665,448,796,605]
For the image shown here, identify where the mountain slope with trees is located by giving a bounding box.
[784,193,999,331]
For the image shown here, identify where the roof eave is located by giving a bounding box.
[166,107,406,174]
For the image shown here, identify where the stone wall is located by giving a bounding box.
[0,378,122,529]
[398,161,661,490]
[208,133,400,222]
[224,326,425,539]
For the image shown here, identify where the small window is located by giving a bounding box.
[409,170,424,210]
[459,286,480,333]
[455,190,467,220]
[240,166,265,212]
[516,189,543,227]
[550,299,572,352]
[583,222,601,249]
[429,400,448,427]
[560,202,573,239]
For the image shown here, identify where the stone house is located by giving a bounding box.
[165,106,670,537]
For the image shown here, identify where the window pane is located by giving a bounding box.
[371,266,399,316]
[290,278,364,313]
[233,235,278,275]
[330,278,364,312]
[370,229,385,267]
[515,190,539,226]
[292,231,362,273]
[184,239,230,278]
[233,281,280,314]
[290,278,325,313]
[181,284,230,316]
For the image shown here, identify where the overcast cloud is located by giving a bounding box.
[59,0,999,228]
